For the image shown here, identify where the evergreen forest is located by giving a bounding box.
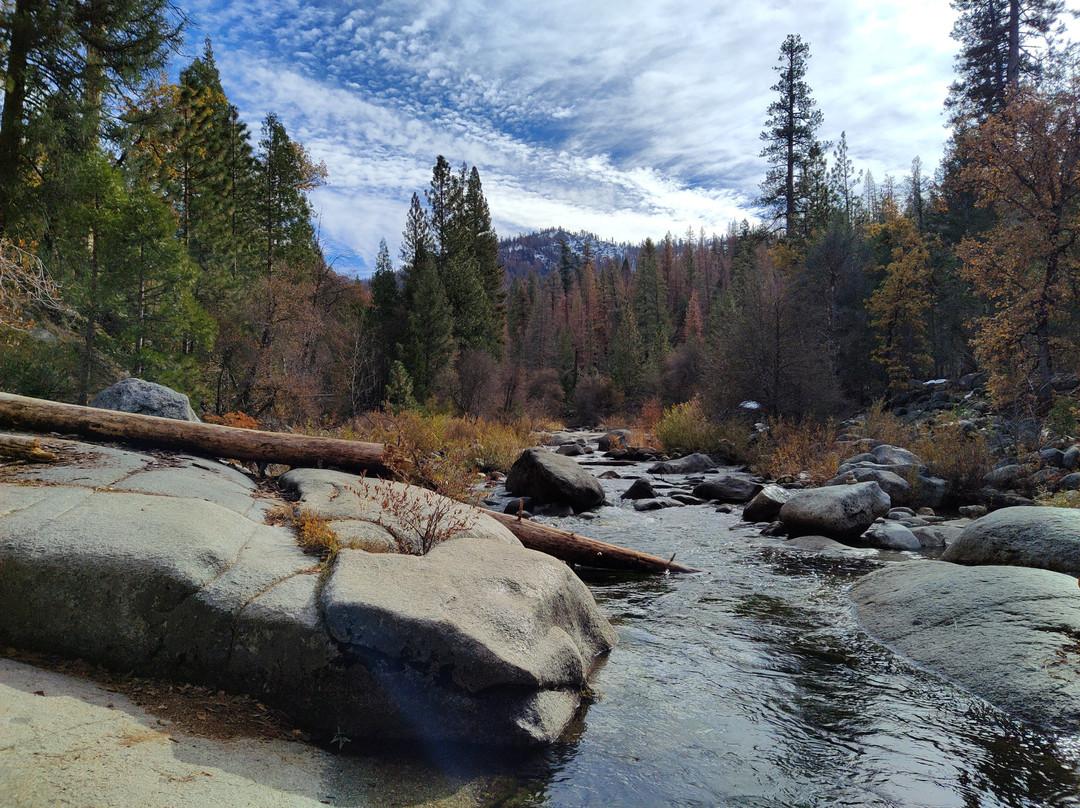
[3,1,1080,435]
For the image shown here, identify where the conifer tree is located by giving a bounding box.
[758,34,825,238]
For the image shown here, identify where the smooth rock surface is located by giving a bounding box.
[505,448,606,512]
[852,561,1080,732]
[778,482,891,541]
[0,435,615,747]
[941,506,1080,576]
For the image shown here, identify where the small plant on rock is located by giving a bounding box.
[349,477,479,555]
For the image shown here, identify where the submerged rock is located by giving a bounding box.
[852,561,1080,732]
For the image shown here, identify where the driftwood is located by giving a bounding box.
[0,392,390,475]
[0,391,696,574]
[483,508,696,574]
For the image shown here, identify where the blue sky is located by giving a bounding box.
[179,0,961,276]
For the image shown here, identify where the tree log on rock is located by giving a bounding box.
[0,392,391,475]
[0,392,692,574]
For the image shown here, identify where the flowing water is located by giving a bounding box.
[474,458,1080,808]
[325,456,1080,808]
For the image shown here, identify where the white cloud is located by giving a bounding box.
[182,0,964,276]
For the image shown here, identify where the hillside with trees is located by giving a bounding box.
[2,0,1079,437]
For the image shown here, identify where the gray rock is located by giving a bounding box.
[1041,448,1067,468]
[556,443,590,456]
[91,377,200,422]
[621,477,657,500]
[852,561,1080,732]
[647,453,717,475]
[862,521,921,551]
[982,464,1034,491]
[1063,446,1080,470]
[692,473,763,504]
[871,444,924,467]
[778,535,877,557]
[506,448,606,512]
[941,506,1080,576]
[911,474,949,509]
[742,484,794,522]
[322,540,617,744]
[910,524,962,549]
[778,482,891,540]
[1059,472,1080,491]
[827,468,910,506]
[0,438,616,747]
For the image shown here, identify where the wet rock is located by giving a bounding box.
[862,521,921,551]
[506,448,606,512]
[778,482,891,541]
[556,443,588,457]
[852,561,1080,732]
[647,453,717,475]
[742,485,794,522]
[941,506,1080,576]
[504,497,535,515]
[621,477,657,500]
[91,378,199,422]
[692,474,762,504]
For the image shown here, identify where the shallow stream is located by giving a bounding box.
[478,456,1080,808]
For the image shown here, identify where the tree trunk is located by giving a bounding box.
[0,0,34,233]
[482,507,696,573]
[0,391,390,474]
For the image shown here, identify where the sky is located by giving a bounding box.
[179,0,962,277]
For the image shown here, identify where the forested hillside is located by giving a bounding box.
[2,0,1079,434]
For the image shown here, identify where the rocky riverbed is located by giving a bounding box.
[6,414,1080,806]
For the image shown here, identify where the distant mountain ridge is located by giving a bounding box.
[499,228,639,280]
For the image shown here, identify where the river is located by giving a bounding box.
[473,455,1080,808]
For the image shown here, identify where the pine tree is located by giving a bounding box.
[758,34,825,238]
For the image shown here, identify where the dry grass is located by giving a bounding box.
[268,504,342,560]
[753,419,844,485]
[349,478,479,555]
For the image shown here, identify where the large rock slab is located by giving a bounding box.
[91,377,200,422]
[778,482,891,541]
[322,539,616,744]
[852,561,1080,731]
[0,436,616,746]
[505,448,606,512]
[941,506,1080,576]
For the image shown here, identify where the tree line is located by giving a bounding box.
[2,0,1079,431]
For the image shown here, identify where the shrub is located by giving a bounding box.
[656,396,725,455]
[859,399,917,447]
[912,422,994,494]
[349,478,479,555]
[753,419,843,485]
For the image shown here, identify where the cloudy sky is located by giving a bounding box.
[180,0,961,276]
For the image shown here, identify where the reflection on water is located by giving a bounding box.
[484,467,1080,808]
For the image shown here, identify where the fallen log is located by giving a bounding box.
[0,391,694,574]
[482,508,697,574]
[0,392,390,476]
